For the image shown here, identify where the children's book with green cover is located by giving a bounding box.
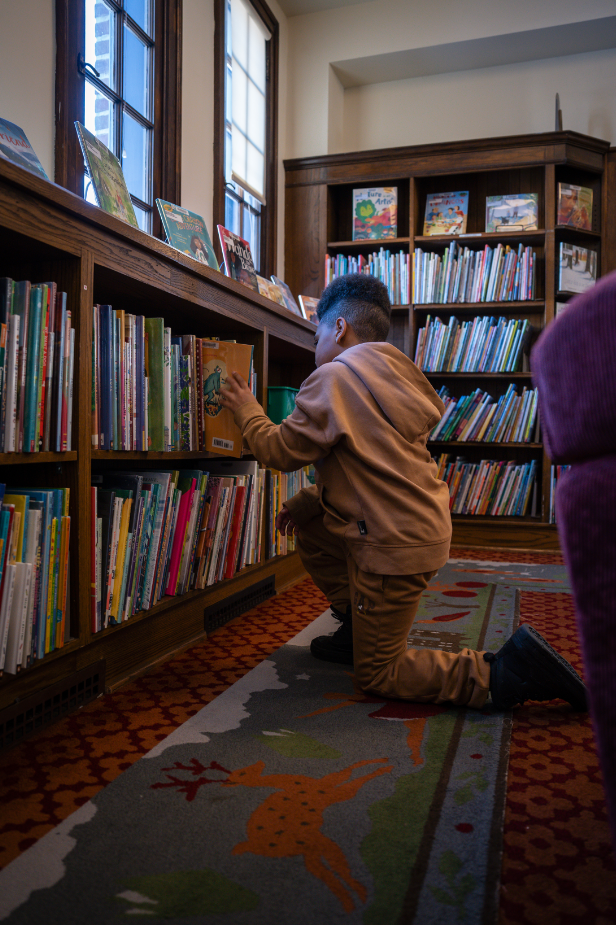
[352,187,397,240]
[156,199,219,270]
[75,122,139,228]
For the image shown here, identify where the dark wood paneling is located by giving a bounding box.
[284,183,328,299]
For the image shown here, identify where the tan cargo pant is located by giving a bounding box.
[296,512,491,708]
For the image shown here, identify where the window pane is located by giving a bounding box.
[232,65,247,135]
[246,142,264,198]
[132,202,151,233]
[225,61,233,126]
[124,0,152,37]
[247,81,265,152]
[248,16,266,93]
[85,0,116,90]
[231,129,247,183]
[84,80,115,152]
[243,203,260,271]
[231,0,248,70]
[225,191,240,237]
[123,23,151,119]
[122,110,150,202]
[225,128,233,182]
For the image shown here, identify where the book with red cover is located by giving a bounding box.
[217,225,259,292]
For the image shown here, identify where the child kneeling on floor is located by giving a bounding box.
[219,274,586,713]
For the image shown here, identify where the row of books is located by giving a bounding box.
[434,455,537,517]
[0,485,70,676]
[414,315,532,373]
[548,464,571,524]
[91,462,312,633]
[413,242,537,305]
[324,249,411,306]
[431,384,540,444]
[0,278,75,453]
[92,308,254,456]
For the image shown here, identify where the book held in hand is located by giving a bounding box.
[0,118,49,180]
[423,192,469,236]
[271,276,302,316]
[217,225,259,292]
[201,339,254,457]
[352,187,397,241]
[485,194,538,233]
[75,122,139,228]
[558,242,597,294]
[156,200,219,270]
[557,183,593,231]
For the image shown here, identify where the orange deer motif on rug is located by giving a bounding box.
[223,758,392,912]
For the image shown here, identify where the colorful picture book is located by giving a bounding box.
[271,276,302,316]
[299,295,319,324]
[352,187,397,241]
[256,275,286,307]
[0,118,49,180]
[485,194,538,233]
[201,339,254,457]
[558,243,598,294]
[75,122,139,228]
[217,225,259,292]
[557,183,593,231]
[423,192,469,236]
[156,200,218,270]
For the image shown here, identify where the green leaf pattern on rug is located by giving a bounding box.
[115,869,260,917]
[429,850,476,921]
[252,728,342,759]
[454,769,489,805]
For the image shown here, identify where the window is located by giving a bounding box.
[215,0,278,277]
[55,0,181,234]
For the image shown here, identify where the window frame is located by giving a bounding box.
[55,0,182,238]
[213,0,278,277]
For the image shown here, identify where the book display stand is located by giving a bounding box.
[284,130,610,550]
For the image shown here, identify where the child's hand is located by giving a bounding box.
[218,371,259,414]
[276,506,299,536]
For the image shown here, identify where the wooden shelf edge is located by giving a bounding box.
[327,237,410,248]
[413,301,544,311]
[0,451,78,464]
[429,442,542,448]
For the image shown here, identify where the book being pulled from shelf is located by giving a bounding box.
[557,183,593,230]
[434,454,537,517]
[549,464,571,524]
[413,241,536,304]
[0,278,75,453]
[217,225,259,292]
[415,314,533,373]
[430,384,540,444]
[156,199,219,270]
[352,187,397,241]
[91,307,255,456]
[423,192,469,236]
[0,118,49,180]
[325,249,410,306]
[485,194,538,233]
[90,463,314,632]
[558,243,597,294]
[0,483,70,674]
[75,122,139,228]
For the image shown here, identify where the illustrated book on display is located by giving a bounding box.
[74,122,139,228]
[256,276,286,307]
[423,192,469,235]
[485,194,538,233]
[271,276,302,316]
[217,225,259,292]
[558,242,598,294]
[298,295,319,324]
[557,183,593,231]
[156,200,219,270]
[0,118,49,180]
[201,339,254,457]
[352,187,397,240]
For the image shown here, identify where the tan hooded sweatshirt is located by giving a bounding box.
[234,341,452,575]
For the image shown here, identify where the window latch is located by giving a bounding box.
[78,53,100,79]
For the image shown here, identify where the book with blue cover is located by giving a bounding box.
[0,118,49,180]
[156,199,219,271]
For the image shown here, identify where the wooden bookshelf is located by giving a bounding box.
[0,157,314,711]
[284,130,610,550]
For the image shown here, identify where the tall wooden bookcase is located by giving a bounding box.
[284,130,610,551]
[0,157,315,715]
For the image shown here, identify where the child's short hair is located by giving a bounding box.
[317,274,391,342]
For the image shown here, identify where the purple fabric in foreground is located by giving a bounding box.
[531,271,616,855]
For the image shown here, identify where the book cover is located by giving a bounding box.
[217,225,259,292]
[558,243,598,294]
[423,192,469,236]
[271,276,302,316]
[143,317,165,451]
[257,275,286,307]
[557,183,593,230]
[156,199,219,270]
[352,187,397,241]
[298,295,319,324]
[485,194,538,233]
[0,118,49,180]
[201,339,253,457]
[74,122,139,228]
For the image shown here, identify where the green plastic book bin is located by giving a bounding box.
[267,386,299,424]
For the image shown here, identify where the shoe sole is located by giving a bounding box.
[507,624,587,710]
[309,637,354,666]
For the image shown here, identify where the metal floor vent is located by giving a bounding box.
[0,660,105,753]
[204,576,276,633]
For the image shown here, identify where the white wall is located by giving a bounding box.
[0,0,55,179]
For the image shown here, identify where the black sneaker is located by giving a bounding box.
[310,605,353,665]
[485,624,587,711]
